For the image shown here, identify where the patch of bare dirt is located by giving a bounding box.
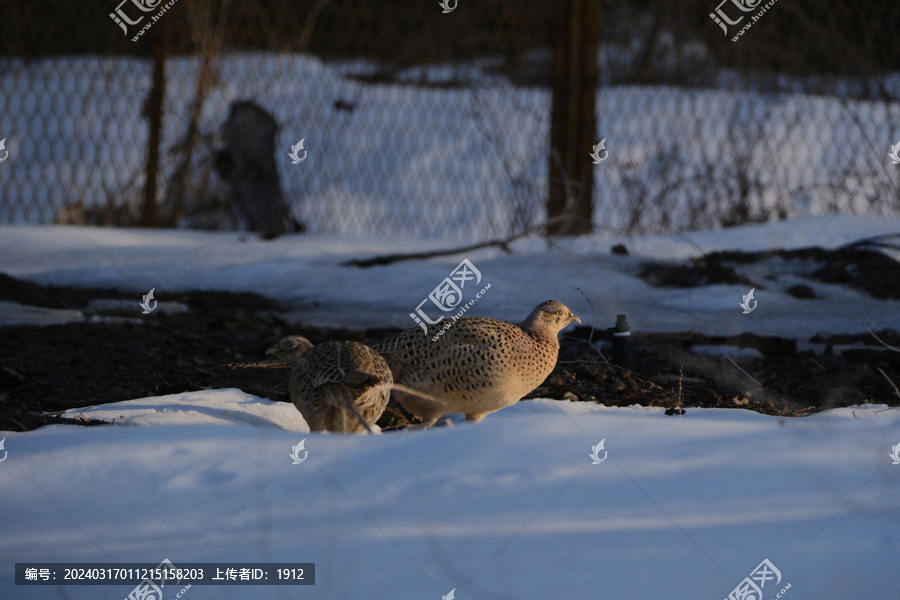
[0,274,897,432]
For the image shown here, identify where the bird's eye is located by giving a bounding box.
[555,310,562,316]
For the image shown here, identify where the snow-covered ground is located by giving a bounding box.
[1,53,898,237]
[1,391,898,599]
[0,214,897,341]
[1,214,899,598]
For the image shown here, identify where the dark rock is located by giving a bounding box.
[786,283,816,299]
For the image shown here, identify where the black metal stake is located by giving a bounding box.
[608,313,633,370]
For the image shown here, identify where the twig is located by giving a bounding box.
[549,148,581,236]
[718,350,763,387]
[296,0,333,52]
[166,0,229,225]
[572,286,609,364]
[877,367,900,401]
[867,326,900,354]
[344,401,374,434]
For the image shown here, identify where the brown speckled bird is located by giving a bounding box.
[265,336,392,433]
[373,300,580,426]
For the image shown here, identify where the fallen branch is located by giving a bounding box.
[842,232,900,252]
[342,215,572,268]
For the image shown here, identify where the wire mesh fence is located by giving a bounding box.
[1,0,899,241]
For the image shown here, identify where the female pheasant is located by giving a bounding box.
[265,336,392,433]
[373,300,580,426]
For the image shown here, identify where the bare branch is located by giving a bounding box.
[867,326,900,354]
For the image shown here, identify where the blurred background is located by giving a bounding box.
[1,0,899,241]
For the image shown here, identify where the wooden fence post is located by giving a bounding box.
[547,0,600,236]
[141,16,168,227]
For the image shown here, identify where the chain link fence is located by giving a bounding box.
[1,0,899,240]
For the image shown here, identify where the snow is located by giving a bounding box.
[1,214,898,341]
[0,300,85,327]
[60,389,308,431]
[2,54,899,238]
[3,52,900,595]
[1,392,898,599]
[0,215,899,597]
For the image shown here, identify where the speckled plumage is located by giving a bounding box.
[266,336,392,433]
[373,300,580,426]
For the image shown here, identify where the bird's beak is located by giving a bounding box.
[569,313,582,324]
[265,346,278,356]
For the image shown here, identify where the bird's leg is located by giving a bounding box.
[405,419,439,430]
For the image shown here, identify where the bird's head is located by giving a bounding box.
[524,300,581,335]
[266,335,314,363]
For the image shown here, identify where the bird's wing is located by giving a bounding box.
[375,318,530,389]
[371,328,428,378]
[342,369,382,389]
[375,318,526,361]
[302,342,390,390]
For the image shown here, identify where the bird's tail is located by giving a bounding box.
[344,383,447,434]
[369,383,448,407]
[219,358,291,369]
